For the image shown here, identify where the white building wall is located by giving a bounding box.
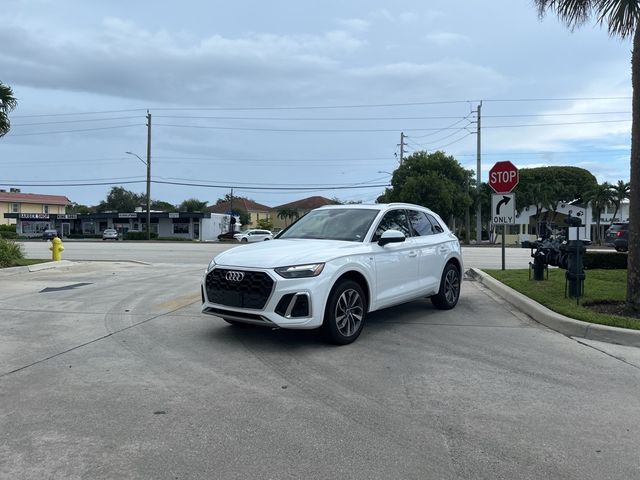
[201,214,240,241]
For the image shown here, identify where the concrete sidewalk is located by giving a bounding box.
[468,267,640,348]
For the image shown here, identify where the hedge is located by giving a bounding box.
[584,251,627,270]
[124,231,158,240]
[0,231,17,239]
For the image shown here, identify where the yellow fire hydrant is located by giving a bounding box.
[50,236,64,261]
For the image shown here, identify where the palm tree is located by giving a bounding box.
[535,0,640,309]
[178,198,208,213]
[0,81,17,138]
[277,208,299,226]
[610,180,631,224]
[585,182,614,244]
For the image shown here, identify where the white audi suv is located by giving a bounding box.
[201,203,462,344]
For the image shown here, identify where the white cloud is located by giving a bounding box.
[425,32,470,47]
[370,9,419,23]
[335,18,370,32]
[0,18,368,105]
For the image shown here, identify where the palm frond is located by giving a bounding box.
[535,0,593,30]
[596,0,640,38]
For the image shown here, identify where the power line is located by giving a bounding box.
[12,116,142,127]
[153,123,469,133]
[432,132,474,151]
[10,96,631,118]
[12,109,147,118]
[8,124,142,136]
[484,96,631,103]
[482,119,630,129]
[0,179,391,191]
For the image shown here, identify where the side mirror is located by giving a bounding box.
[378,229,406,246]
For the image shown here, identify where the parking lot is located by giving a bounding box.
[2,243,640,479]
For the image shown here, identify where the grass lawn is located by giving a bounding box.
[484,268,640,330]
[3,258,51,268]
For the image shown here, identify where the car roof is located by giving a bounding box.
[315,203,436,213]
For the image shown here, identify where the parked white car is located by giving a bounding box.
[102,228,118,241]
[201,203,462,344]
[233,229,273,243]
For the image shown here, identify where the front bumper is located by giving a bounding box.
[201,267,332,329]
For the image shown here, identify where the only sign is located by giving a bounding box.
[488,161,519,194]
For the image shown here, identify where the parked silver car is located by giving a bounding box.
[102,228,119,241]
[233,229,273,243]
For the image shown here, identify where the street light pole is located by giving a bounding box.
[145,111,152,241]
[125,147,151,240]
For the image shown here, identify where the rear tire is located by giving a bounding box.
[321,280,366,345]
[431,262,461,310]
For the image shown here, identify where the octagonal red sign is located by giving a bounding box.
[488,161,519,194]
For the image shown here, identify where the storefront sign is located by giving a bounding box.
[169,212,180,218]
[118,213,138,218]
[57,214,77,220]
[20,213,49,219]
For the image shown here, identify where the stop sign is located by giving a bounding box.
[489,161,519,194]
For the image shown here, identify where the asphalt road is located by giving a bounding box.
[18,240,539,270]
[1,244,639,479]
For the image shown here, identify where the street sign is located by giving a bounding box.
[491,193,516,225]
[489,161,519,194]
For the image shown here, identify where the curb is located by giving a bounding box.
[0,260,76,277]
[467,267,640,348]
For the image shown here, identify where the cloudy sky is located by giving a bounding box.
[0,0,633,209]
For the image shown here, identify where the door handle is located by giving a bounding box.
[408,251,418,257]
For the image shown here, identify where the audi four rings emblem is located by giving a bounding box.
[225,271,245,282]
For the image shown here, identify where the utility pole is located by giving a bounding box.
[465,173,471,245]
[145,111,152,241]
[474,102,482,243]
[399,131,406,165]
[229,188,234,233]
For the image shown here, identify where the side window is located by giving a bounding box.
[372,209,411,242]
[426,213,444,233]
[408,210,434,236]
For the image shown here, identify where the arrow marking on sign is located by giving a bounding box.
[495,195,511,215]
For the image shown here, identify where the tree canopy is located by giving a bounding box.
[514,166,598,214]
[178,198,208,213]
[377,151,472,223]
[0,81,17,138]
[97,187,144,212]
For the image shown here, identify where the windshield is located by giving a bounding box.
[278,208,379,242]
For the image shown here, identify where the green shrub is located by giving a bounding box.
[0,224,17,232]
[0,238,24,267]
[124,231,158,240]
[156,237,193,241]
[0,231,17,239]
[584,251,627,270]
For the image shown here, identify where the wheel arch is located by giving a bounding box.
[332,270,371,312]
[446,256,463,276]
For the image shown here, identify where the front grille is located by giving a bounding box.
[205,269,274,310]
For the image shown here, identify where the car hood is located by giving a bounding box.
[214,238,368,268]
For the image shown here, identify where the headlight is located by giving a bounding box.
[275,263,325,279]
[206,258,216,273]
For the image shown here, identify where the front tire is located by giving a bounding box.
[431,262,461,310]
[241,238,248,243]
[321,280,366,345]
